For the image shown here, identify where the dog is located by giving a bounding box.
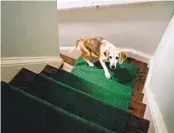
[69,37,127,79]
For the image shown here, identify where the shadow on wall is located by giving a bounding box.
[58,1,174,55]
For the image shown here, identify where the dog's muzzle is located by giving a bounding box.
[110,65,116,69]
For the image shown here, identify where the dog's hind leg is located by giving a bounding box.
[84,58,94,67]
[81,53,94,67]
[91,52,98,58]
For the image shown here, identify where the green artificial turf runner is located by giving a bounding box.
[72,58,139,88]
[21,74,129,133]
[70,57,139,110]
[52,70,132,111]
[2,81,115,133]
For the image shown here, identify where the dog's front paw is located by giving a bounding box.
[105,72,111,79]
[88,62,94,67]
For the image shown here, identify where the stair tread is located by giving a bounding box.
[132,91,144,102]
[9,68,36,90]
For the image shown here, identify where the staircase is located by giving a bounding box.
[1,53,150,133]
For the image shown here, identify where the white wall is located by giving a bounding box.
[148,14,174,133]
[1,1,59,57]
[58,1,174,55]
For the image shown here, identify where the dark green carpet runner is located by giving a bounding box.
[2,82,115,133]
[23,74,129,133]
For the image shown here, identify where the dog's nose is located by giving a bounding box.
[111,65,115,69]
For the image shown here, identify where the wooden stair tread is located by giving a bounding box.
[134,82,145,92]
[60,53,76,65]
[132,91,144,102]
[130,101,146,118]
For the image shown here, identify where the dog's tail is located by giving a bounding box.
[69,38,81,53]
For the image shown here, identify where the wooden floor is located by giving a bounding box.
[60,53,150,133]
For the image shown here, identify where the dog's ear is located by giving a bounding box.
[107,52,110,62]
[103,51,109,62]
[119,52,127,64]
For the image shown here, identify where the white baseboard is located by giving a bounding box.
[145,88,167,133]
[60,46,151,63]
[1,56,63,82]
[1,56,61,67]
[121,47,151,63]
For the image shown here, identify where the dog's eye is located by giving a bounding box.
[109,56,112,59]
[116,56,119,59]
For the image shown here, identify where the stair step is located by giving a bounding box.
[132,91,144,102]
[60,53,76,65]
[134,82,145,93]
[129,101,146,118]
[9,68,36,90]
[126,113,149,133]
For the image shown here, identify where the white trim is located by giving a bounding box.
[1,56,63,82]
[60,46,151,63]
[120,47,151,63]
[57,0,169,10]
[144,56,167,133]
[60,47,74,51]
[145,88,167,133]
[1,56,61,67]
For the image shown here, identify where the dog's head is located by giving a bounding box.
[107,50,127,69]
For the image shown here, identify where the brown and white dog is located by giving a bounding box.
[69,37,127,79]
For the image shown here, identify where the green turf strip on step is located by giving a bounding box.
[51,70,132,110]
[72,58,139,88]
[1,82,115,133]
[23,75,129,133]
